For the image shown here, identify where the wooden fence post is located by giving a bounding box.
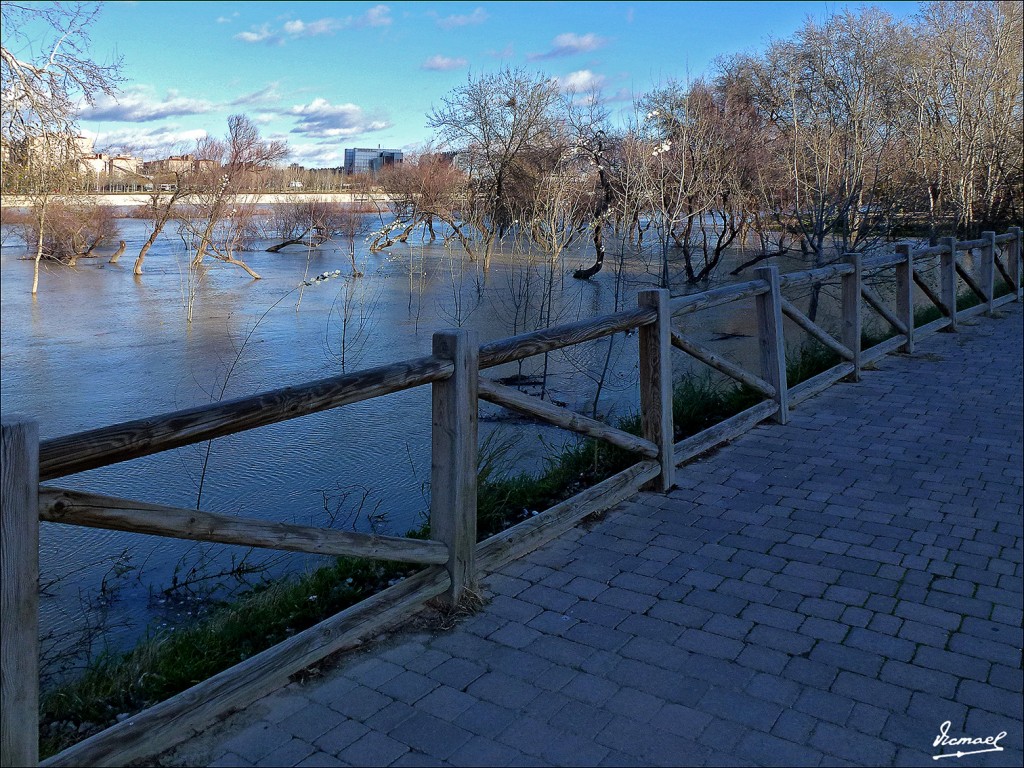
[895,243,914,354]
[981,231,995,315]
[1,418,39,768]
[638,289,674,492]
[841,254,862,381]
[430,330,478,606]
[940,236,958,331]
[754,266,788,425]
[1011,226,1023,301]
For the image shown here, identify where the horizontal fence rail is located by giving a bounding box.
[1,225,1021,767]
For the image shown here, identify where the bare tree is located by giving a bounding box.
[1,0,121,293]
[428,68,561,269]
[903,1,1023,236]
[181,114,288,278]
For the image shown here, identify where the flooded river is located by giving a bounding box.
[0,213,845,681]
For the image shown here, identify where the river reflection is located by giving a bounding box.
[1,214,844,679]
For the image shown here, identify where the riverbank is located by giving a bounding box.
[0,192,389,208]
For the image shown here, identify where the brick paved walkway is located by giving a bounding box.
[164,304,1023,767]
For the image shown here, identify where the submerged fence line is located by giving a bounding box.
[2,227,1022,767]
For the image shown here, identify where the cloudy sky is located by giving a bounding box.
[48,0,920,167]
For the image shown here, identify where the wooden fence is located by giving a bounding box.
[2,227,1021,767]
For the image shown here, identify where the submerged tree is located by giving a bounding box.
[180,114,288,279]
[428,67,562,269]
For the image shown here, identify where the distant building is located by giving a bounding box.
[344,147,403,175]
[142,154,218,176]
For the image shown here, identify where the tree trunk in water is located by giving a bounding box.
[32,205,46,295]
[266,237,319,253]
[574,222,606,279]
[109,241,126,264]
[217,254,261,279]
[135,217,173,275]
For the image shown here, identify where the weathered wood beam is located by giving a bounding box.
[842,254,862,381]
[670,280,767,317]
[37,487,448,564]
[1,419,39,768]
[673,401,778,465]
[39,355,455,481]
[895,244,914,354]
[639,289,675,491]
[755,266,789,424]
[861,334,909,364]
[779,297,855,362]
[940,236,958,331]
[478,307,655,370]
[912,270,950,318]
[670,328,777,396]
[476,460,661,574]
[790,363,857,406]
[430,330,479,605]
[478,379,658,459]
[860,284,909,335]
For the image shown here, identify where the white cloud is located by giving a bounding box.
[230,82,283,107]
[287,143,347,168]
[216,12,239,24]
[79,86,217,122]
[422,55,468,71]
[235,24,280,44]
[364,5,392,27]
[556,70,607,93]
[529,32,608,60]
[436,7,487,29]
[288,98,390,139]
[235,6,391,44]
[85,126,209,159]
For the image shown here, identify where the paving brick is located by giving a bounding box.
[254,739,315,768]
[377,671,439,705]
[878,660,958,698]
[294,753,344,768]
[385,711,473,760]
[810,641,885,677]
[313,721,371,756]
[676,628,745,660]
[426,658,487,691]
[735,730,822,766]
[793,687,855,725]
[956,680,1024,719]
[466,671,541,710]
[604,687,666,721]
[844,627,916,661]
[913,646,990,683]
[741,604,805,631]
[747,624,815,655]
[810,720,896,765]
[745,673,802,706]
[699,687,783,732]
[220,723,295,765]
[323,685,393,722]
[279,703,346,742]
[341,730,409,766]
[447,735,524,767]
[344,659,405,688]
[832,671,912,712]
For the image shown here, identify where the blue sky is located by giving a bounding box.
[59,0,921,167]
